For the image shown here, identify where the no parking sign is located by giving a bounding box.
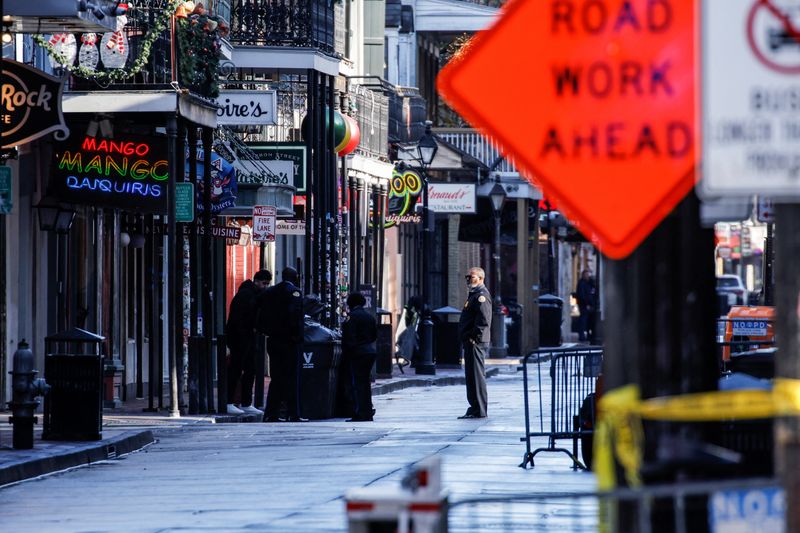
[701,0,800,199]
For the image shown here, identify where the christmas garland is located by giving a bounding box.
[32,1,230,97]
[175,5,229,98]
[33,0,181,84]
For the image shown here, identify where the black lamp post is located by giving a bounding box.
[488,180,508,357]
[416,121,438,375]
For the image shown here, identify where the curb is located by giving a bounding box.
[371,367,500,396]
[0,430,155,487]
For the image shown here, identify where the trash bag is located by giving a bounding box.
[304,317,340,343]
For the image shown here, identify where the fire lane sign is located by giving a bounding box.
[701,0,800,199]
[253,205,276,242]
[437,0,696,259]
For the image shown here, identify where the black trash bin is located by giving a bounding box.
[42,328,105,441]
[375,308,393,378]
[506,302,523,357]
[433,306,462,368]
[539,294,563,347]
[298,319,342,420]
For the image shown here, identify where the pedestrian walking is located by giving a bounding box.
[575,269,597,343]
[225,269,271,415]
[342,293,378,422]
[457,267,492,419]
[257,267,306,422]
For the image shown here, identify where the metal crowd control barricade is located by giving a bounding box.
[447,477,782,532]
[519,346,603,470]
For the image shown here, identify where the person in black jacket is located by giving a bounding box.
[342,293,378,422]
[457,267,492,419]
[260,267,306,422]
[225,269,271,415]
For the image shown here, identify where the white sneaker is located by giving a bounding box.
[240,405,264,416]
[227,404,245,415]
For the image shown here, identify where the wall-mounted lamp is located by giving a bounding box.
[35,202,76,234]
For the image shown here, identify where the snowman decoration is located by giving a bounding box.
[78,33,100,71]
[47,33,77,69]
[100,30,129,69]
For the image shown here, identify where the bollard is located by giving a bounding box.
[7,340,49,450]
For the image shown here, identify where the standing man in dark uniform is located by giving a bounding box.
[458,267,492,419]
[342,293,378,422]
[225,269,271,415]
[259,267,306,422]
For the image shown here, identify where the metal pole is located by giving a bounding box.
[774,204,800,531]
[764,222,774,306]
[416,169,435,375]
[491,206,507,357]
[166,116,180,417]
[201,126,214,414]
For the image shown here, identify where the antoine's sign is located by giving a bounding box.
[1,59,69,149]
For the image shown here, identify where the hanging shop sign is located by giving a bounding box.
[241,143,307,193]
[187,148,238,214]
[384,167,422,228]
[701,0,800,198]
[276,219,306,235]
[49,131,169,212]
[428,183,476,213]
[437,0,696,259]
[1,59,69,149]
[215,90,277,125]
[0,166,12,215]
[252,205,277,242]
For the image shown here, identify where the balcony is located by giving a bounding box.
[350,86,389,161]
[228,0,335,54]
[434,128,519,174]
[61,1,224,96]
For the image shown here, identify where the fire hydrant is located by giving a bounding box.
[7,340,49,449]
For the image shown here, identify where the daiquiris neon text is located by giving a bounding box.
[58,136,169,199]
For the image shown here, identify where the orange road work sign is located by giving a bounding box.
[437,0,696,259]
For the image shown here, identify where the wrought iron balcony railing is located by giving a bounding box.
[435,128,519,174]
[350,85,389,161]
[228,0,335,54]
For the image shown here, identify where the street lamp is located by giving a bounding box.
[488,180,507,357]
[416,121,437,375]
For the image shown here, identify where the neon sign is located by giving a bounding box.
[49,130,170,213]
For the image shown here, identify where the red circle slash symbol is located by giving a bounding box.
[747,0,800,74]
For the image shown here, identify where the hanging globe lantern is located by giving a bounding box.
[338,115,361,156]
[301,108,349,152]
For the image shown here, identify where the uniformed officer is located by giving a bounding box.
[260,267,306,422]
[457,267,492,419]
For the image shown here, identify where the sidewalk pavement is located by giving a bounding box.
[0,357,513,487]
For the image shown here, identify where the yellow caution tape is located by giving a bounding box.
[595,384,643,491]
[594,378,800,492]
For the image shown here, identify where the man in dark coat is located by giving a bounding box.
[342,293,378,422]
[575,269,597,343]
[457,266,492,419]
[225,269,271,415]
[259,267,305,422]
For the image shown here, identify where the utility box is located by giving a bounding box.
[42,328,105,441]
